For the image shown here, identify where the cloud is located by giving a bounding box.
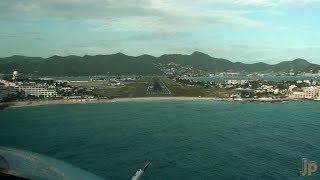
[235,0,320,7]
[1,0,318,62]
[0,31,45,41]
[0,0,266,32]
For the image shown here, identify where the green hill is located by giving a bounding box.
[0,52,319,76]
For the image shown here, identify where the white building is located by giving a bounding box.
[288,85,297,92]
[12,71,18,81]
[303,86,319,99]
[0,79,16,87]
[17,85,57,97]
[290,92,305,99]
[227,80,239,85]
[303,80,311,85]
[290,86,320,99]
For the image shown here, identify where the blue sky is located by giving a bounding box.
[0,0,319,64]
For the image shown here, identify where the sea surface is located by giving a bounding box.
[1,101,320,180]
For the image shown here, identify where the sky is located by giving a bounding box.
[0,0,319,64]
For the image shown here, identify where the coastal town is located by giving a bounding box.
[1,69,320,108]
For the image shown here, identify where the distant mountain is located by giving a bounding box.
[0,52,319,76]
[0,53,160,76]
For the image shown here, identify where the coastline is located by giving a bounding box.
[1,97,219,108]
[0,96,316,109]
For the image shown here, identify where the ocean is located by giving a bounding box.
[1,100,320,179]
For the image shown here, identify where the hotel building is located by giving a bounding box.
[291,91,305,99]
[303,86,319,99]
[17,85,57,98]
[290,86,320,99]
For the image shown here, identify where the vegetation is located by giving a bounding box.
[162,77,230,97]
[0,90,24,102]
[92,77,151,98]
[91,76,232,98]
[1,52,319,76]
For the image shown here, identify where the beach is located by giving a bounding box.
[1,96,314,109]
[1,97,219,108]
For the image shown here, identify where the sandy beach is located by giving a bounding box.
[3,97,220,108]
[1,96,311,109]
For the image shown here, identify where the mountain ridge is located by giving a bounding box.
[0,52,319,76]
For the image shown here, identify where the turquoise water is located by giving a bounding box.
[0,101,320,180]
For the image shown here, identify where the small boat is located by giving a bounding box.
[234,98,243,101]
[257,97,273,101]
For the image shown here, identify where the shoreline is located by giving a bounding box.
[1,97,218,108]
[0,97,317,109]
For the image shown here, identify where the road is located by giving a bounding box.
[146,77,171,95]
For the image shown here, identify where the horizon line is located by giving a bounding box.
[0,51,313,66]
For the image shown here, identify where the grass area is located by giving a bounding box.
[92,76,232,98]
[93,77,151,98]
[161,77,231,97]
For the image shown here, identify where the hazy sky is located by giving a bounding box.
[0,0,319,64]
